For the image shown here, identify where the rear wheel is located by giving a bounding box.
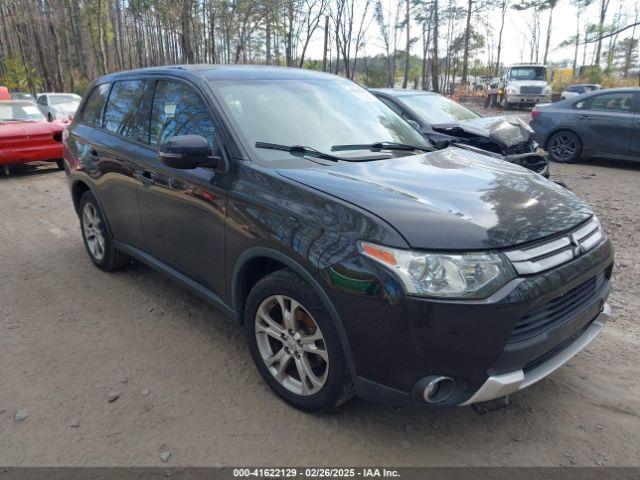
[79,191,129,270]
[245,269,354,412]
[56,159,64,170]
[547,131,582,163]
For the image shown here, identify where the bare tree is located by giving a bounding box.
[402,0,411,88]
[594,0,611,66]
[495,0,508,74]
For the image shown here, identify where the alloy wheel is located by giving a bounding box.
[549,134,577,162]
[254,294,329,396]
[82,203,105,261]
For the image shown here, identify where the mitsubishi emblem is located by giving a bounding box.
[569,233,584,257]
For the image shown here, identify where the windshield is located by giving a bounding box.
[0,103,46,121]
[49,94,81,105]
[398,93,480,124]
[509,67,547,81]
[212,78,427,164]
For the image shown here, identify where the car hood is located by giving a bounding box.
[431,116,532,149]
[277,147,592,250]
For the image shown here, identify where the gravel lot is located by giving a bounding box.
[1,158,639,467]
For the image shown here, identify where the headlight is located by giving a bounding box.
[507,87,518,94]
[358,242,516,299]
[543,86,552,94]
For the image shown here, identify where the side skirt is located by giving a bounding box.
[113,240,238,319]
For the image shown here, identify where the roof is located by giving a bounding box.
[98,64,340,83]
[370,88,438,97]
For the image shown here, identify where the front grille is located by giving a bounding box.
[520,86,543,95]
[509,275,601,343]
[505,216,604,275]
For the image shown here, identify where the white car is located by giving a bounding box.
[560,84,601,100]
[36,93,81,122]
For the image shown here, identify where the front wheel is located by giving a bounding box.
[79,191,130,270]
[245,269,353,412]
[547,131,582,163]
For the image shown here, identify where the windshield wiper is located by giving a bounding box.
[331,141,433,153]
[255,142,342,162]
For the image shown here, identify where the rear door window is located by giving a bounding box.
[149,80,217,149]
[587,92,634,113]
[103,80,150,143]
[81,83,110,127]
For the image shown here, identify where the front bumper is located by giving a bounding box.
[506,94,552,105]
[0,144,63,165]
[504,152,549,177]
[461,303,610,405]
[318,236,613,407]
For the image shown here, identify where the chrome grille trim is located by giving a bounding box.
[505,217,604,275]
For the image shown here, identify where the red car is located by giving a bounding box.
[0,100,65,174]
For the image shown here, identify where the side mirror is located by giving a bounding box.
[159,135,222,170]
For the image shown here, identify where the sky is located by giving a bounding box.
[304,0,639,68]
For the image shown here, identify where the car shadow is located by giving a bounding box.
[576,157,640,171]
[113,257,569,433]
[1,162,61,178]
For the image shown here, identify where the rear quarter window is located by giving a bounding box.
[103,80,150,143]
[81,83,110,127]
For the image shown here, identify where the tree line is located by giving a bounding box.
[0,0,638,96]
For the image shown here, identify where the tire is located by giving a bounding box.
[501,97,511,110]
[56,159,64,170]
[547,130,582,164]
[78,191,129,271]
[245,269,354,412]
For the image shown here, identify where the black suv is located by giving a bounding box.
[64,66,613,411]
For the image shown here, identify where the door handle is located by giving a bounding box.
[577,114,591,120]
[135,170,155,187]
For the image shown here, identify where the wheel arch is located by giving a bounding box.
[544,127,584,151]
[71,179,91,213]
[71,179,115,238]
[231,247,357,378]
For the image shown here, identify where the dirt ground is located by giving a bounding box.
[1,158,639,467]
